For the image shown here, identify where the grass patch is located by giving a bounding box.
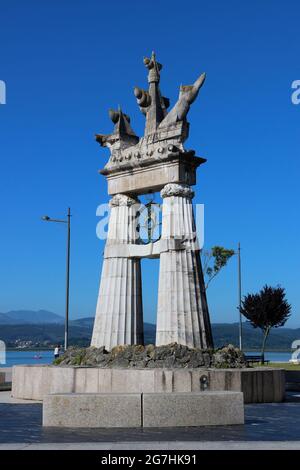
[254,362,300,370]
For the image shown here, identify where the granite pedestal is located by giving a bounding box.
[12,365,285,404]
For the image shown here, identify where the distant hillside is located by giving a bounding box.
[70,317,94,328]
[0,311,299,350]
[0,316,156,348]
[68,319,300,350]
[213,322,300,350]
[69,319,156,345]
[0,323,91,348]
[0,310,64,325]
[144,322,156,344]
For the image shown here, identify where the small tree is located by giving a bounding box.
[240,285,291,363]
[202,246,235,290]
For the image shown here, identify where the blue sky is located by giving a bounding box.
[0,0,299,326]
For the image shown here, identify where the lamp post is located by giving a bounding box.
[237,242,242,350]
[41,208,71,350]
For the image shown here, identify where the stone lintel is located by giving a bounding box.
[104,238,200,259]
[100,152,206,196]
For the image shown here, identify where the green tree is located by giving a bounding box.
[240,285,291,363]
[202,246,235,290]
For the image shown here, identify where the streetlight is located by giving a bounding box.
[236,242,242,350]
[41,208,71,350]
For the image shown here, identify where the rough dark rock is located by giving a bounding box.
[212,344,247,369]
[54,343,248,369]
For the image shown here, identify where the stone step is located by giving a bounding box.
[43,391,244,428]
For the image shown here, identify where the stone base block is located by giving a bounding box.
[286,370,300,391]
[43,391,244,428]
[143,391,244,427]
[13,365,285,404]
[208,368,285,403]
[43,393,141,428]
[0,369,12,391]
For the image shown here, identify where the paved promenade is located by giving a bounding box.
[1,391,300,450]
[1,441,300,450]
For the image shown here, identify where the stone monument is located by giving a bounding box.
[91,52,213,351]
[11,54,284,426]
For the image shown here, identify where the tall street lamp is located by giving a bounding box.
[236,242,242,350]
[41,208,71,350]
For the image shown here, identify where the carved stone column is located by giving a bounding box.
[91,194,144,350]
[156,183,213,349]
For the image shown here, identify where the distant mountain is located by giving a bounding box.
[70,317,94,328]
[0,313,13,324]
[0,310,64,325]
[0,316,157,348]
[0,311,299,351]
[69,318,155,344]
[144,322,156,344]
[69,318,300,350]
[0,323,91,348]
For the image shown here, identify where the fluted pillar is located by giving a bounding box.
[156,183,213,349]
[91,194,144,350]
